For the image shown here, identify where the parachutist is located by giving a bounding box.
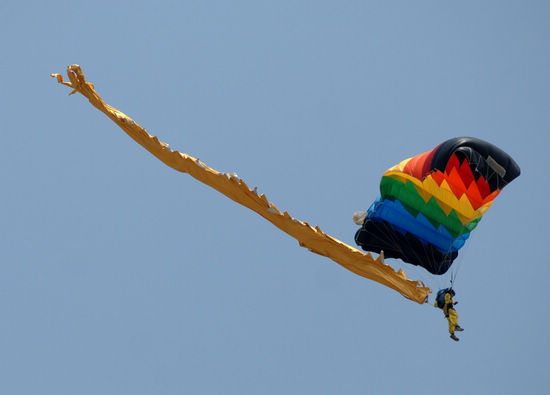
[435,288,464,341]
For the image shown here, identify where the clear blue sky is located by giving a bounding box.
[2,1,548,394]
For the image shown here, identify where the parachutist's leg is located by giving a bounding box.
[447,310,459,336]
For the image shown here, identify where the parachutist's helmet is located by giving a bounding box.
[449,288,456,297]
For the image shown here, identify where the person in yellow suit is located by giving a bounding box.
[435,288,464,341]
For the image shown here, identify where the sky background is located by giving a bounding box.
[1,1,548,394]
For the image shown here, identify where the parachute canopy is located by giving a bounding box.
[355,137,520,275]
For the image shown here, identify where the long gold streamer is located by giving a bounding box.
[52,64,430,304]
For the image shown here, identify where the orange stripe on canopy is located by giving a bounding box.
[402,148,438,180]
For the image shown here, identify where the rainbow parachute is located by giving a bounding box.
[355,137,521,275]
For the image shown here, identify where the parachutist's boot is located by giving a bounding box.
[455,326,464,332]
[450,334,459,341]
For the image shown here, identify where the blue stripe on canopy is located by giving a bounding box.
[367,197,470,253]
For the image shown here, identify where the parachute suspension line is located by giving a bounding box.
[448,243,468,290]
[362,214,437,298]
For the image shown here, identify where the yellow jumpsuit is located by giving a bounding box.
[443,293,458,334]
[434,292,459,334]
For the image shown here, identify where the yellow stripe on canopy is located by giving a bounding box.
[382,171,492,224]
[387,157,412,173]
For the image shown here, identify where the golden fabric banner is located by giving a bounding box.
[52,65,430,304]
